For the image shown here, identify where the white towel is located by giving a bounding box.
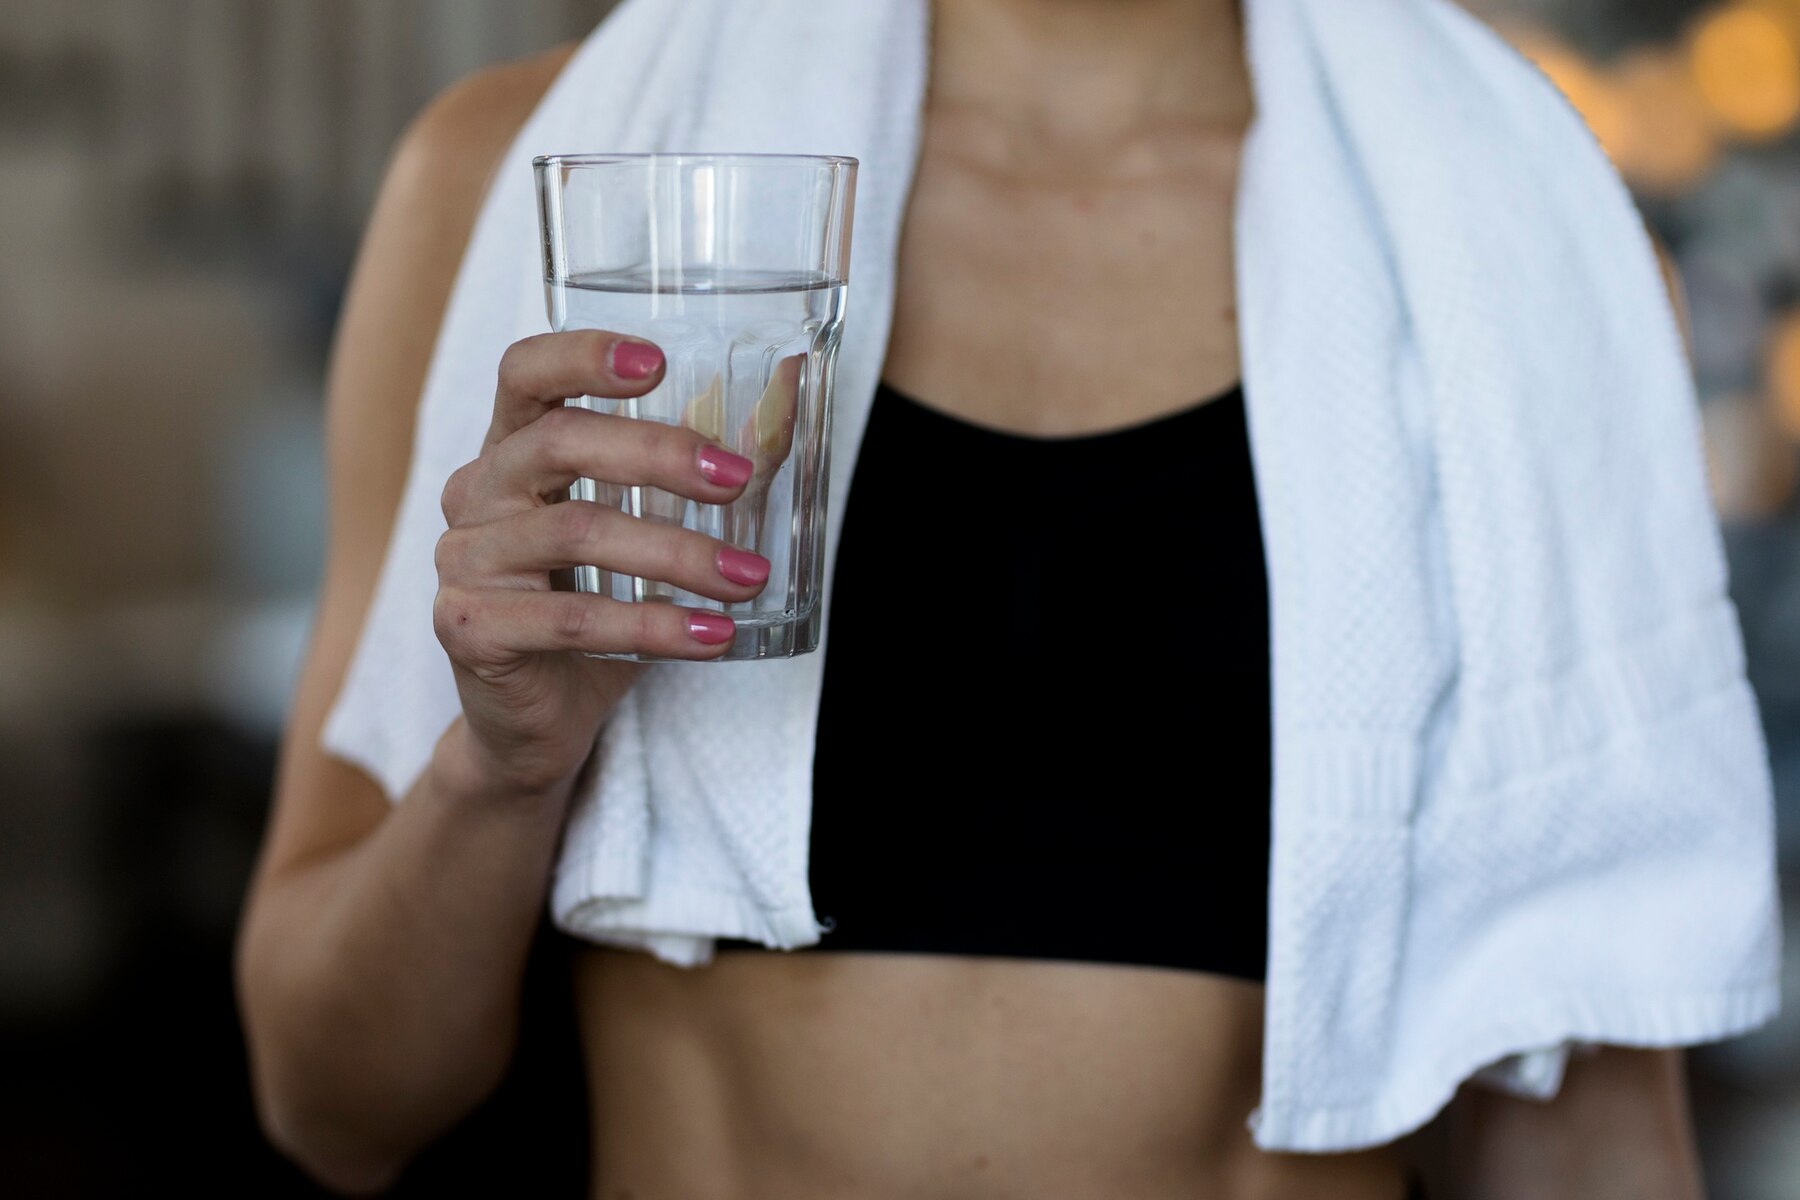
[320,0,1784,1153]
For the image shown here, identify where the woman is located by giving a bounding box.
[235,0,1713,1196]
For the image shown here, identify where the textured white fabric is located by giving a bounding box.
[319,0,1784,1153]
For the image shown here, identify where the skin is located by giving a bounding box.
[233,2,1711,1197]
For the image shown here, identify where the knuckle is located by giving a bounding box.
[537,403,588,441]
[497,335,542,384]
[550,593,596,645]
[440,462,474,523]
[431,588,475,654]
[577,327,615,364]
[529,405,592,473]
[651,422,703,481]
[504,408,572,480]
[551,500,605,551]
[661,529,706,584]
[631,600,666,650]
[432,527,463,577]
[433,589,504,668]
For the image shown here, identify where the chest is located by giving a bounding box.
[881,108,1249,435]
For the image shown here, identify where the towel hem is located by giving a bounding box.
[1247,980,1781,1152]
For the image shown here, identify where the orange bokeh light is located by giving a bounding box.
[1611,47,1722,193]
[1509,30,1633,164]
[1689,2,1800,140]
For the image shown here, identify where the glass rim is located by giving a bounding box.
[532,151,858,169]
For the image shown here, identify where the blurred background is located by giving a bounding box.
[1,0,1798,1195]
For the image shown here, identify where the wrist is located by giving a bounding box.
[427,717,577,815]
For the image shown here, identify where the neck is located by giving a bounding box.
[929,0,1251,145]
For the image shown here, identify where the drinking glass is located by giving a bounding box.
[534,152,857,662]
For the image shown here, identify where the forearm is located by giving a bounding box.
[239,716,578,1192]
[1447,1046,1707,1200]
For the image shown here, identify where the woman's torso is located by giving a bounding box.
[569,37,1415,1200]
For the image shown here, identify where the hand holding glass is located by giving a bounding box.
[534,153,857,662]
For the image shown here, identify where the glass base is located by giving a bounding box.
[580,604,820,664]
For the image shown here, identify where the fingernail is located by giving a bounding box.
[697,445,754,488]
[687,612,736,645]
[716,546,771,586]
[612,340,664,380]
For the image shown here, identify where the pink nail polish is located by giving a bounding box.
[687,612,736,645]
[716,546,771,586]
[697,445,754,488]
[612,340,664,380]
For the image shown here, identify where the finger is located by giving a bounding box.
[435,500,773,602]
[446,405,756,524]
[741,353,803,480]
[434,586,739,664]
[680,373,727,442]
[716,355,803,552]
[487,330,667,448]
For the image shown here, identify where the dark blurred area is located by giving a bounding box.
[0,2,608,1195]
[1,1,1798,1196]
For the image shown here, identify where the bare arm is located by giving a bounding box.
[235,34,771,1181]
[231,47,584,1195]
[1445,1045,1706,1200]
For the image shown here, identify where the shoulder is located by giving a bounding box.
[320,37,583,468]
[335,42,581,338]
[388,41,581,220]
[410,40,581,157]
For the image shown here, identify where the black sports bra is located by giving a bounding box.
[716,375,1271,981]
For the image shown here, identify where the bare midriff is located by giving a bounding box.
[572,949,1410,1199]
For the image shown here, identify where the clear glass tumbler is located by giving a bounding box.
[534,152,857,662]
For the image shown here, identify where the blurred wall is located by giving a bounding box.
[1,1,1798,1197]
[0,4,613,1195]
